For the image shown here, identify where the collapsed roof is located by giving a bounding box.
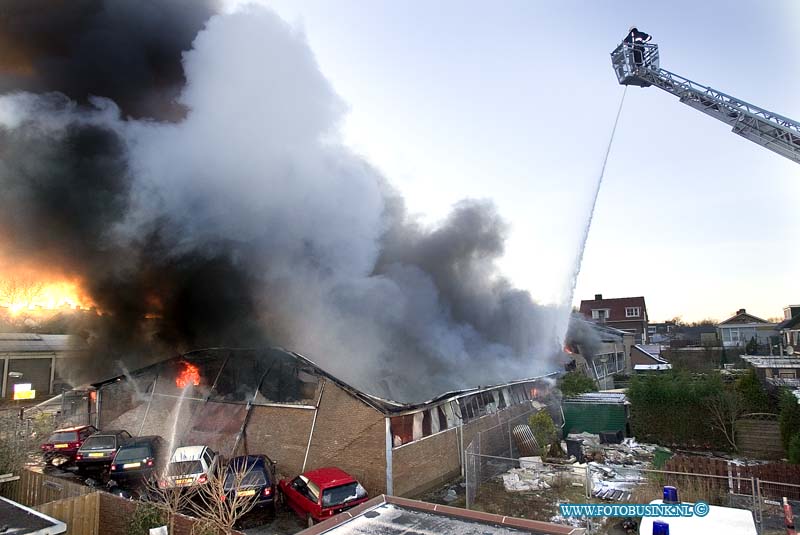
[92,347,557,413]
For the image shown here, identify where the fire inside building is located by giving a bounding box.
[88,348,557,497]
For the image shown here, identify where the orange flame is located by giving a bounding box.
[176,362,200,388]
[0,267,95,317]
[563,345,574,354]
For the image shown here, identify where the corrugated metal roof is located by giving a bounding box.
[741,356,800,369]
[0,333,88,353]
[563,392,628,404]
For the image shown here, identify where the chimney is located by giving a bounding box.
[594,294,603,300]
[737,308,746,315]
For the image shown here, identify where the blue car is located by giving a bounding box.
[223,455,278,512]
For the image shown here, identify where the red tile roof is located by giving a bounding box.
[579,296,648,322]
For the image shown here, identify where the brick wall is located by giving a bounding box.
[392,428,460,497]
[98,492,244,535]
[305,380,387,495]
[242,404,315,478]
[392,401,536,497]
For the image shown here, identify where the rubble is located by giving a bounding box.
[500,433,666,502]
[567,433,660,466]
[501,470,552,492]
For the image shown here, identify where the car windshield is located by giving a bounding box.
[115,446,151,462]
[321,482,365,508]
[167,460,202,476]
[47,431,77,443]
[224,467,267,490]
[81,436,116,450]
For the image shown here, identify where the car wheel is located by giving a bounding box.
[306,514,315,528]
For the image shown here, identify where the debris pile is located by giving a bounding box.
[500,456,585,492]
[498,433,666,502]
[568,433,659,466]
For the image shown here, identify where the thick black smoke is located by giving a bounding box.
[0,94,264,371]
[0,4,567,402]
[0,0,217,120]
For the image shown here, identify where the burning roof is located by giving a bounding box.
[92,347,558,413]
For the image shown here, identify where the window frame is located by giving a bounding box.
[625,307,640,318]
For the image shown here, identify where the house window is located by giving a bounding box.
[625,307,640,318]
[647,326,657,334]
[592,309,610,321]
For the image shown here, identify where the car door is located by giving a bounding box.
[286,477,315,518]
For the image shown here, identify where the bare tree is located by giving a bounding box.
[706,390,745,451]
[190,461,262,533]
[144,476,199,534]
[0,276,44,309]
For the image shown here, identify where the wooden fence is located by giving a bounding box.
[0,468,94,508]
[35,492,99,535]
[736,414,784,460]
[664,455,800,499]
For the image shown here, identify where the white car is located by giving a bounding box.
[161,445,220,488]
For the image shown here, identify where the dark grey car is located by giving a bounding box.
[76,430,132,473]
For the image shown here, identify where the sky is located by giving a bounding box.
[226,0,799,323]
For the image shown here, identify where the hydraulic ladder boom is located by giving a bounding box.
[610,42,800,164]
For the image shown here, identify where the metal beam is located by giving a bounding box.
[611,42,800,165]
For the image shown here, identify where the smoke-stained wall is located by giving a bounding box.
[0,2,568,403]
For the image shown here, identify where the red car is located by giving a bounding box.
[40,425,97,465]
[278,467,369,526]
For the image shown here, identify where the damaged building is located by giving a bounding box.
[91,348,556,497]
[0,333,87,400]
[564,319,634,390]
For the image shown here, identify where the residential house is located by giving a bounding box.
[777,305,800,354]
[579,294,649,344]
[716,308,778,350]
[647,321,676,344]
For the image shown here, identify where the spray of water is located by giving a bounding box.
[564,87,628,312]
[167,386,191,459]
[117,361,146,401]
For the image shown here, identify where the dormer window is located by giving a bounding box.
[592,309,611,321]
[625,307,640,318]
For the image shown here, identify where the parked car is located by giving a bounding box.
[278,467,369,526]
[109,435,166,485]
[75,430,132,473]
[161,445,220,489]
[222,455,278,511]
[40,425,97,465]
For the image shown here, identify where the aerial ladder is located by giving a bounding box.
[610,41,800,164]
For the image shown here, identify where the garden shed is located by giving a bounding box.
[562,392,629,436]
